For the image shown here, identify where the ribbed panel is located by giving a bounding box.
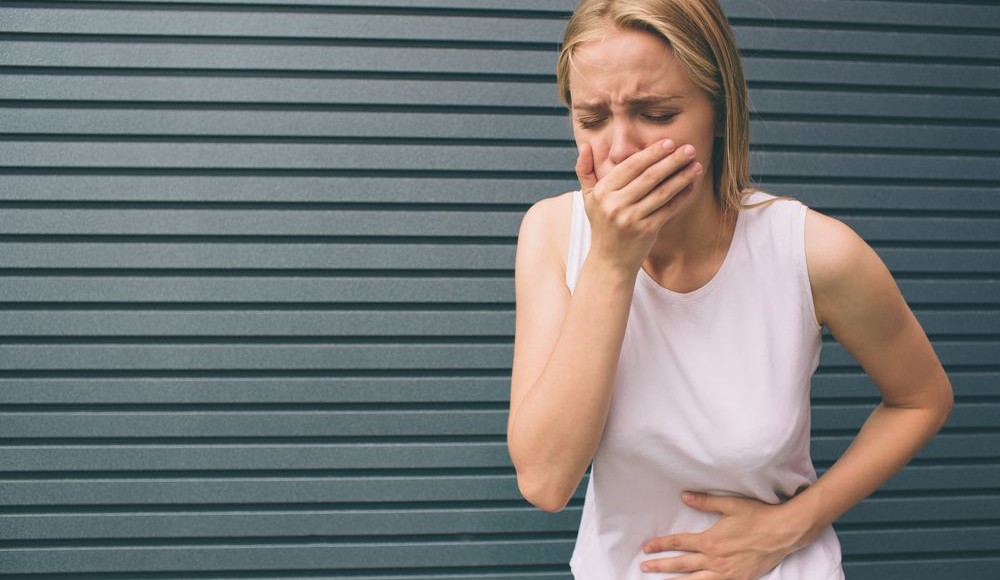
[0,1,997,578]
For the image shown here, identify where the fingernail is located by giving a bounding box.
[681,144,695,156]
[682,491,696,502]
[640,563,650,572]
[691,162,703,174]
[662,139,675,151]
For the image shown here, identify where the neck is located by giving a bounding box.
[642,188,737,292]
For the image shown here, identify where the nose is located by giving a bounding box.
[607,119,643,166]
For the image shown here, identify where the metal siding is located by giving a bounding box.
[0,0,997,578]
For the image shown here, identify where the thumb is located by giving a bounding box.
[575,142,597,195]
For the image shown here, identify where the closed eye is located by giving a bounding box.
[576,116,606,129]
[642,111,677,123]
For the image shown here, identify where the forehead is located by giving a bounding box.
[569,26,693,106]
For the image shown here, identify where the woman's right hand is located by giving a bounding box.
[576,139,703,274]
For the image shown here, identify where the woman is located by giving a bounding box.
[506,0,954,578]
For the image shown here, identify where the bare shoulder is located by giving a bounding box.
[517,191,576,276]
[803,208,899,329]
[803,208,869,285]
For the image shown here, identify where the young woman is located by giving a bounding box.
[506,0,954,578]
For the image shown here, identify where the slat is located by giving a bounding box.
[0,278,996,307]
[812,371,997,400]
[1,401,994,439]
[748,89,1000,122]
[0,342,990,371]
[0,310,515,337]
[0,277,516,304]
[0,109,572,141]
[0,142,575,172]
[876,249,1000,276]
[0,344,516,371]
[844,559,1000,580]
[5,8,998,60]
[0,8,567,44]
[750,121,1000,153]
[6,496,1000,540]
[813,432,1000,462]
[0,474,531,505]
[821,341,999,368]
[0,539,576,574]
[0,371,992,406]
[0,176,570,205]
[721,0,1000,30]
[0,409,511,438]
[0,442,514,471]
[0,209,524,238]
[3,210,996,245]
[0,377,513,405]
[19,0,999,31]
[0,309,990,338]
[3,177,997,214]
[0,434,993,473]
[733,25,1000,60]
[0,243,517,270]
[2,465,994,509]
[843,216,1000,244]
[838,494,1000,525]
[4,75,998,122]
[913,310,1000,336]
[0,41,559,75]
[4,40,998,91]
[5,109,1000,154]
[6,142,997,182]
[839,526,1000,555]
[32,0,577,12]
[813,402,998,432]
[897,280,1000,306]
[0,75,565,108]
[0,506,581,540]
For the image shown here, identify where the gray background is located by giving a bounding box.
[0,0,998,577]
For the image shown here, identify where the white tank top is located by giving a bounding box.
[566,191,845,579]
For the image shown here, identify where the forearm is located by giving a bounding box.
[508,256,636,511]
[784,378,952,547]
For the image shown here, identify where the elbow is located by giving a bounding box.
[515,469,574,513]
[936,379,955,430]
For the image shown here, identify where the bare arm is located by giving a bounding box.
[508,139,703,511]
[782,210,954,543]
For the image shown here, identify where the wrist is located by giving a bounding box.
[779,487,830,552]
[582,253,641,285]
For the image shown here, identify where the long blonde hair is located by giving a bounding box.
[556,0,753,213]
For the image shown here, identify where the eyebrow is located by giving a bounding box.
[573,95,684,111]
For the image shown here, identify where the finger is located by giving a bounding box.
[682,491,742,515]
[616,142,699,206]
[640,553,704,574]
[575,142,598,194]
[598,138,676,192]
[643,532,702,554]
[633,160,703,219]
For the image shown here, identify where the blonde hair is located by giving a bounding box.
[556,0,753,213]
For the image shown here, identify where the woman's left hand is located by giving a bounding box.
[640,491,808,579]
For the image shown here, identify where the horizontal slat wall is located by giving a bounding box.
[0,0,997,578]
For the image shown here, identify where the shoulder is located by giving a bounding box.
[516,191,576,276]
[803,208,896,327]
[519,191,575,237]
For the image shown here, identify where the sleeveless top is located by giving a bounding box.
[566,191,845,579]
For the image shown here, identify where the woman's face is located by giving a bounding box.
[568,26,719,190]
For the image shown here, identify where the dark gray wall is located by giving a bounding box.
[0,0,997,578]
